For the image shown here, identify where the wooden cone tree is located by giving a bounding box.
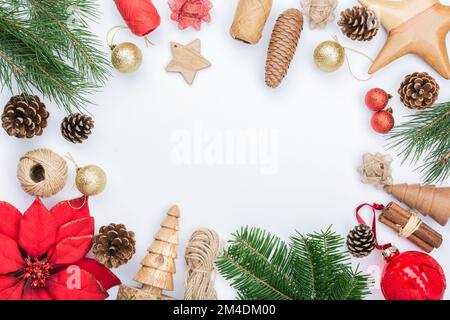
[117,205,180,300]
[384,184,450,226]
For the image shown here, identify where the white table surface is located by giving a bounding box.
[0,0,449,300]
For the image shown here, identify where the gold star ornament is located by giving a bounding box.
[358,0,450,79]
[166,39,211,85]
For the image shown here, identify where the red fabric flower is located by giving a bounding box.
[169,0,212,30]
[0,198,120,300]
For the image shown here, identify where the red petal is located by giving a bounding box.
[46,268,108,300]
[55,217,94,243]
[75,258,121,290]
[18,198,57,258]
[0,202,22,240]
[50,197,90,229]
[49,236,92,266]
[22,287,52,300]
[0,234,25,274]
[0,276,24,300]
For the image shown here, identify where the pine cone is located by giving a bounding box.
[93,223,136,268]
[265,9,303,88]
[338,6,379,41]
[346,224,376,258]
[398,72,440,109]
[61,113,94,144]
[1,94,49,139]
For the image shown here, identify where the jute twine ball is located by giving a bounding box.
[17,149,68,198]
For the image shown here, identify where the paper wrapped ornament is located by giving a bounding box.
[384,184,450,226]
[116,206,180,300]
[358,0,450,79]
[230,0,273,44]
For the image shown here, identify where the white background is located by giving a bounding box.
[0,0,449,300]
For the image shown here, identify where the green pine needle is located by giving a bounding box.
[216,226,373,300]
[386,101,450,184]
[0,0,110,113]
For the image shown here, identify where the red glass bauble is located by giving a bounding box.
[381,248,446,300]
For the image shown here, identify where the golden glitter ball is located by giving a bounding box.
[111,42,143,73]
[314,40,345,72]
[76,165,107,196]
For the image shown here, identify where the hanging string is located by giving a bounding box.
[355,203,391,250]
[64,153,88,210]
[333,35,374,82]
[106,25,154,48]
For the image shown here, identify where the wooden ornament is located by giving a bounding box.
[384,184,450,226]
[380,202,443,253]
[116,205,180,300]
[166,39,211,85]
[358,0,450,79]
[230,0,273,44]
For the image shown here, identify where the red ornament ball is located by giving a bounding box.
[381,250,446,300]
[371,109,394,134]
[365,88,392,111]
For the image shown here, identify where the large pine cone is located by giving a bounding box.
[61,113,94,144]
[398,72,440,109]
[346,224,376,258]
[265,8,303,88]
[93,223,136,269]
[338,6,379,41]
[1,94,49,139]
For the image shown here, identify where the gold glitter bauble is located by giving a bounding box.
[314,40,345,72]
[111,42,142,73]
[76,165,107,196]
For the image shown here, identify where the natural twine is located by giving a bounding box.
[17,149,68,198]
[397,212,423,238]
[184,228,221,300]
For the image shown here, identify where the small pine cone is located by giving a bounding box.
[1,94,49,139]
[346,224,376,258]
[398,72,440,109]
[93,223,136,268]
[338,6,379,41]
[61,113,94,144]
[265,9,304,88]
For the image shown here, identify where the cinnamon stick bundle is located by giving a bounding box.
[380,202,443,253]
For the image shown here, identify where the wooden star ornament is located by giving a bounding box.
[358,0,450,79]
[166,39,211,84]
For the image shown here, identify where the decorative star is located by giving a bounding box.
[358,0,450,79]
[166,39,211,85]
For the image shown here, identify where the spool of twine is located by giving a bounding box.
[184,228,221,300]
[114,0,161,36]
[17,149,68,198]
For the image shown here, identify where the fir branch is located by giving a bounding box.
[0,0,110,113]
[217,226,372,300]
[386,102,450,184]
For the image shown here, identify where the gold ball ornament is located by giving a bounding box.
[111,42,143,73]
[314,40,345,72]
[75,165,107,196]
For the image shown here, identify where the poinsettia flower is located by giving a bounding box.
[169,0,212,30]
[0,197,120,300]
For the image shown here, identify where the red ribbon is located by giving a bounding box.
[114,0,161,37]
[355,203,391,250]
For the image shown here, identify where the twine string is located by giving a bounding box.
[184,228,221,300]
[106,25,154,48]
[397,212,422,238]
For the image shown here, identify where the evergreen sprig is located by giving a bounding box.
[216,226,373,300]
[0,0,110,113]
[387,101,450,184]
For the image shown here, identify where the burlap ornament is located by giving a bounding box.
[301,0,337,29]
[357,152,393,188]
